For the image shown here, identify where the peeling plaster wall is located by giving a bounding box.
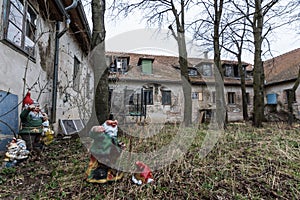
[54,27,93,125]
[192,85,254,122]
[109,81,183,124]
[265,82,300,117]
[0,4,93,133]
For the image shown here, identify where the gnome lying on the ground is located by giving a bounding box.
[85,119,125,183]
[4,137,30,167]
[132,161,154,185]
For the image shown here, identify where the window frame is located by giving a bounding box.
[212,91,216,103]
[162,90,171,105]
[228,92,236,104]
[246,92,251,105]
[3,0,37,57]
[284,89,296,104]
[143,88,153,105]
[199,63,212,76]
[188,68,198,76]
[73,56,81,92]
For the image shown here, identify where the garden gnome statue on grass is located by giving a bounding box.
[18,101,45,152]
[85,119,126,183]
[132,161,154,185]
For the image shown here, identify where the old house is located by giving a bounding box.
[106,52,254,124]
[106,52,184,125]
[189,58,254,122]
[0,0,93,148]
[264,48,300,118]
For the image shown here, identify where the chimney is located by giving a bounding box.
[204,51,208,59]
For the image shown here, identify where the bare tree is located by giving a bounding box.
[192,0,228,128]
[111,0,193,126]
[91,0,110,124]
[221,2,252,121]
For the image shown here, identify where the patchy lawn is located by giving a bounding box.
[0,122,299,199]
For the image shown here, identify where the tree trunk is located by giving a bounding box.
[178,31,192,126]
[91,0,109,124]
[238,54,249,121]
[252,0,264,127]
[213,0,226,129]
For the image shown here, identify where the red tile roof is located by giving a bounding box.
[264,48,300,85]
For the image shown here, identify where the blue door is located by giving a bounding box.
[0,91,19,151]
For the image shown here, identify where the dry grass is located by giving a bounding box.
[0,122,299,199]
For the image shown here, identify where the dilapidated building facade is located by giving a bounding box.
[0,0,93,146]
[106,52,254,124]
[264,48,300,119]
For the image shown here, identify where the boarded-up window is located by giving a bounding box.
[266,93,277,105]
[142,60,153,74]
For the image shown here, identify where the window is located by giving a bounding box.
[246,93,251,105]
[109,57,129,74]
[143,88,153,105]
[141,59,153,74]
[192,92,203,101]
[73,56,81,91]
[224,65,239,77]
[116,57,128,73]
[212,91,216,103]
[284,89,296,103]
[162,90,171,105]
[192,92,198,99]
[124,89,134,105]
[4,0,37,57]
[199,64,212,76]
[228,92,235,104]
[188,68,198,76]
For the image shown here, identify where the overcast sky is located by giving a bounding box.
[83,1,300,64]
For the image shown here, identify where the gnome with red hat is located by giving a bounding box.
[85,118,126,183]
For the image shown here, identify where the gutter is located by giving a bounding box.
[51,0,79,124]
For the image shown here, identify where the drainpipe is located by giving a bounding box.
[50,0,79,123]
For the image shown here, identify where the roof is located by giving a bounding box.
[36,0,91,54]
[107,52,182,83]
[107,52,253,86]
[264,48,300,85]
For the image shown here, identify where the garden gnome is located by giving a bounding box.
[85,119,125,183]
[132,161,154,185]
[19,101,44,151]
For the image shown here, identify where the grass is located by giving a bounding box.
[0,122,299,199]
